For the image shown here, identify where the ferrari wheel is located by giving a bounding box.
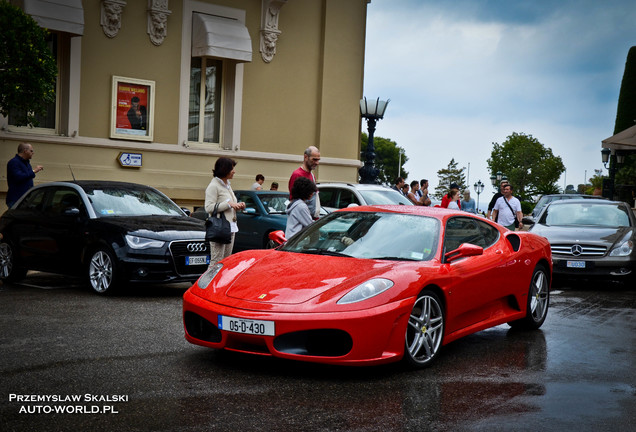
[88,248,119,295]
[0,242,27,282]
[509,264,550,330]
[404,290,444,368]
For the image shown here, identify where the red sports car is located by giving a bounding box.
[183,206,552,367]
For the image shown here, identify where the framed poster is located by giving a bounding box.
[110,76,155,141]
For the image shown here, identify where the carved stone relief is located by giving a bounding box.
[147,0,171,46]
[260,0,287,63]
[101,0,127,38]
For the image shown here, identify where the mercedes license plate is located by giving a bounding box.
[186,255,209,265]
[566,261,586,268]
[218,315,275,336]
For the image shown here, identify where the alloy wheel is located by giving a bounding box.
[405,292,444,366]
[89,250,114,294]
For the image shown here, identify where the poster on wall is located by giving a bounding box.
[110,76,155,141]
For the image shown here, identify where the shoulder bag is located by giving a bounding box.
[503,198,520,229]
[205,203,231,244]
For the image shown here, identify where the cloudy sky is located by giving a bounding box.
[363,0,636,207]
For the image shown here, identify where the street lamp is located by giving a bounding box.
[601,147,611,167]
[473,180,484,213]
[490,171,507,188]
[359,97,390,184]
[601,147,624,199]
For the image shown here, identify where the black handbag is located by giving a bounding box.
[205,203,231,244]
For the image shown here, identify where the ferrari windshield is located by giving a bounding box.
[84,186,184,217]
[281,211,440,261]
[540,202,631,227]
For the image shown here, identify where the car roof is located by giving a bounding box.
[336,204,481,217]
[546,198,625,206]
[36,180,156,189]
[540,194,598,198]
[317,182,395,190]
[234,190,289,195]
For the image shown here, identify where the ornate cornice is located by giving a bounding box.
[101,0,127,38]
[147,0,171,46]
[260,0,287,63]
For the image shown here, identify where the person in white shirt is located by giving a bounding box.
[447,189,460,210]
[251,174,265,190]
[492,184,523,230]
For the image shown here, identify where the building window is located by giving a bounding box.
[8,32,62,133]
[188,57,223,144]
[178,2,252,150]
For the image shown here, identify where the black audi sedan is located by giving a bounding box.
[0,181,210,294]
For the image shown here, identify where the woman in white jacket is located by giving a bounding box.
[204,157,246,266]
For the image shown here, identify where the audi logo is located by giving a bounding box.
[187,242,207,252]
[571,244,583,256]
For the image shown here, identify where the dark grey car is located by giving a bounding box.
[531,193,600,219]
[529,199,635,282]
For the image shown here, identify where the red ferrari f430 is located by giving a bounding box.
[183,206,551,368]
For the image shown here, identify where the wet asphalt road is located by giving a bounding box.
[0,273,634,432]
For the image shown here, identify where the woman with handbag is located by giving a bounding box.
[204,157,246,266]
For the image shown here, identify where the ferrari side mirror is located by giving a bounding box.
[445,243,484,263]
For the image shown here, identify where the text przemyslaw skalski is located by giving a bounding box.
[8,394,129,403]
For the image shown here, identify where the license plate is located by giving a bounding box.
[218,315,275,336]
[186,255,209,265]
[566,261,586,268]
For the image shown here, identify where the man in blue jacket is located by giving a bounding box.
[6,142,44,207]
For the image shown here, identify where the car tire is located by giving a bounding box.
[87,247,119,295]
[403,290,445,368]
[0,242,27,282]
[509,264,550,330]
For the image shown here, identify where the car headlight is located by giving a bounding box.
[197,263,223,289]
[125,235,165,249]
[609,232,634,257]
[337,278,394,304]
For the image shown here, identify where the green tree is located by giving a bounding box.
[360,133,408,186]
[585,169,605,195]
[0,1,57,127]
[613,47,636,203]
[614,46,636,135]
[533,181,561,197]
[487,132,565,201]
[434,158,466,200]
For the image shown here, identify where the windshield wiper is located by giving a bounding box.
[375,256,421,261]
[301,248,352,257]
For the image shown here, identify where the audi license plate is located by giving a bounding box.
[566,261,586,268]
[186,255,209,265]
[218,315,275,336]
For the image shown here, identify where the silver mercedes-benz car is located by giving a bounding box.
[529,199,635,282]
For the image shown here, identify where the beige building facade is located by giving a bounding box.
[1,0,368,213]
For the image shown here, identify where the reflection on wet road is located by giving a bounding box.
[0,275,634,431]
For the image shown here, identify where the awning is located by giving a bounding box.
[192,13,252,62]
[19,0,84,36]
[602,125,636,152]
